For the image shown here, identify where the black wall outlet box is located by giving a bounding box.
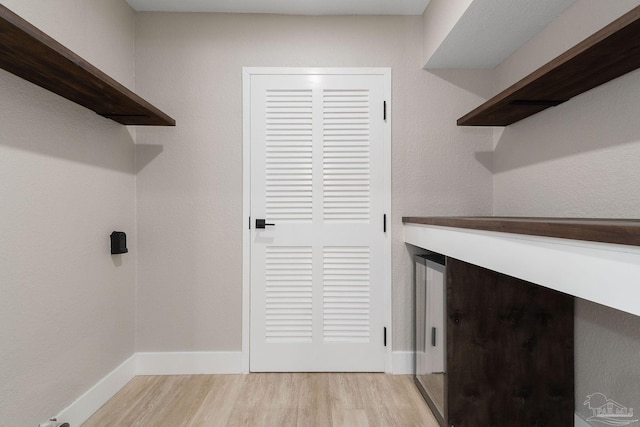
[110,231,128,254]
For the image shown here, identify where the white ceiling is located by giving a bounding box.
[426,0,578,68]
[125,0,431,15]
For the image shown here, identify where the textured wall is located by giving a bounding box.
[0,1,137,425]
[133,13,493,353]
[491,0,640,419]
[421,0,473,67]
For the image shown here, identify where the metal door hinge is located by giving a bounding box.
[384,327,387,347]
[383,101,387,121]
[383,214,387,233]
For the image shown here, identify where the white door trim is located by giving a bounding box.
[242,67,392,373]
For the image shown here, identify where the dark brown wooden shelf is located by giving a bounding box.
[457,5,640,126]
[402,216,640,246]
[0,5,175,126]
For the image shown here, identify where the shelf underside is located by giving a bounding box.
[0,5,175,126]
[458,6,640,126]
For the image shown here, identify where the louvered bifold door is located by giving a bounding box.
[250,73,387,372]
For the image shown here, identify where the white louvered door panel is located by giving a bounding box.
[249,71,388,372]
[323,247,371,343]
[265,246,313,343]
[266,90,313,223]
[323,90,371,223]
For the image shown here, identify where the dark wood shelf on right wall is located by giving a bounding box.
[457,5,640,127]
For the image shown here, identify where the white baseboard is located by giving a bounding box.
[56,354,137,427]
[56,350,408,425]
[136,351,243,375]
[55,352,243,426]
[575,413,591,427]
[391,351,414,374]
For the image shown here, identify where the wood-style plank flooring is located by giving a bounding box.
[82,374,438,427]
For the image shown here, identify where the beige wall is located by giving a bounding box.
[491,0,640,418]
[0,1,137,425]
[133,13,494,352]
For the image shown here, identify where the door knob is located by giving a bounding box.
[255,219,275,229]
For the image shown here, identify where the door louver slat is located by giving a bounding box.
[323,246,371,343]
[266,246,313,343]
[266,90,313,223]
[323,90,371,223]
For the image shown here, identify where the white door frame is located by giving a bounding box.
[241,67,392,373]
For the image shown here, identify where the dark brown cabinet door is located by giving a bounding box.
[446,258,574,427]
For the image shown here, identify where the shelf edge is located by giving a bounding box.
[0,5,175,126]
[457,5,640,127]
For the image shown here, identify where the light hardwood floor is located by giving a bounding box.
[82,374,439,427]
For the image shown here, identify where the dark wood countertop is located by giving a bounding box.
[402,216,640,247]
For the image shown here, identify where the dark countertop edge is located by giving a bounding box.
[402,217,640,247]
